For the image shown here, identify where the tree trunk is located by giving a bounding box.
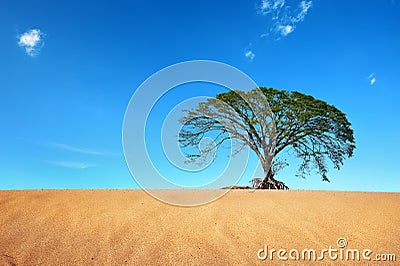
[259,168,289,190]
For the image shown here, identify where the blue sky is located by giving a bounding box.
[0,0,399,191]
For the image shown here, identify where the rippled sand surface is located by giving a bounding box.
[0,190,398,265]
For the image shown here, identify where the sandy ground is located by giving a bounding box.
[0,190,399,265]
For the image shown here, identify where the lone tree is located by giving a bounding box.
[178,87,355,190]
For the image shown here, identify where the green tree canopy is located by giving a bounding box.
[179,87,356,189]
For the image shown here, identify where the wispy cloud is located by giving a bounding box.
[49,142,120,156]
[244,49,256,61]
[297,1,313,22]
[18,29,45,56]
[257,0,313,39]
[258,0,285,16]
[277,25,294,36]
[370,77,376,85]
[368,73,377,85]
[42,142,119,169]
[45,160,95,169]
[244,0,312,62]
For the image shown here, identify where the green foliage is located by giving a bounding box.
[258,88,356,181]
[179,87,356,182]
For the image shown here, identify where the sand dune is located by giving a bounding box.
[0,190,399,265]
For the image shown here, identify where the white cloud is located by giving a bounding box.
[259,0,272,14]
[245,50,256,61]
[277,25,294,36]
[245,1,313,61]
[368,73,377,85]
[18,29,44,56]
[258,0,285,16]
[273,0,285,11]
[45,161,95,169]
[258,0,286,15]
[257,0,313,38]
[49,142,120,156]
[296,1,312,22]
